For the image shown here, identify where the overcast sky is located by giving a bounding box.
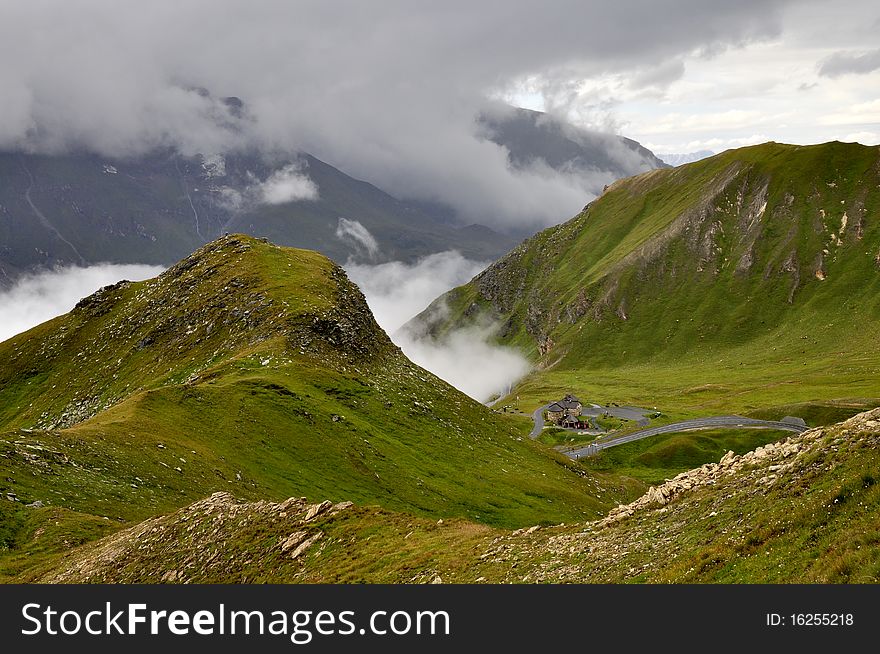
[1,1,877,225]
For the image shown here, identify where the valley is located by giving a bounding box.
[408,141,880,432]
[2,141,879,585]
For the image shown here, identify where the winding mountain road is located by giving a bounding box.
[528,402,808,458]
[564,416,808,459]
[529,404,550,438]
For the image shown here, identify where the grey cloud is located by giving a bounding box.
[0,0,789,229]
[818,48,880,78]
[628,59,686,90]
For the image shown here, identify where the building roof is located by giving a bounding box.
[546,402,565,412]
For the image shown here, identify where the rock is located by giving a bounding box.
[279,497,308,512]
[719,450,737,467]
[26,500,44,508]
[280,530,309,553]
[430,574,443,584]
[289,532,322,560]
[644,486,668,506]
[304,500,333,521]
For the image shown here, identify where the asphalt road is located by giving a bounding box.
[580,404,651,427]
[529,404,550,438]
[564,416,809,459]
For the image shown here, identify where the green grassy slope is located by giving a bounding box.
[34,408,880,584]
[407,142,880,422]
[0,235,637,580]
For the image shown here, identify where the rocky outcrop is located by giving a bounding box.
[42,492,354,583]
[484,407,880,583]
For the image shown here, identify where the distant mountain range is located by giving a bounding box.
[480,106,667,178]
[0,149,514,286]
[0,105,667,286]
[657,150,715,166]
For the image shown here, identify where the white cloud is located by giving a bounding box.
[335,218,379,260]
[345,251,485,334]
[843,131,879,144]
[257,163,319,204]
[345,252,529,402]
[0,264,164,343]
[397,326,531,403]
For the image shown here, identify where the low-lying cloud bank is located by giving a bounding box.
[344,250,530,402]
[344,250,485,334]
[0,264,164,343]
[397,325,531,403]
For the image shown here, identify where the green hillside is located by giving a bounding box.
[407,141,880,421]
[31,408,880,584]
[0,235,635,580]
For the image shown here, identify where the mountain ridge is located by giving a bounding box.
[0,150,513,286]
[404,141,880,419]
[0,234,637,580]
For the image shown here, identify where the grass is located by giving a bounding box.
[26,410,880,584]
[581,428,792,485]
[0,235,641,581]
[413,141,880,429]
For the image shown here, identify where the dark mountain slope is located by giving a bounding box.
[479,106,666,178]
[0,150,512,286]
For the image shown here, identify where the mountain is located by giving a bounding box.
[30,408,880,583]
[405,142,880,423]
[0,107,668,288]
[0,150,514,287]
[479,106,667,180]
[657,150,715,166]
[0,235,635,580]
